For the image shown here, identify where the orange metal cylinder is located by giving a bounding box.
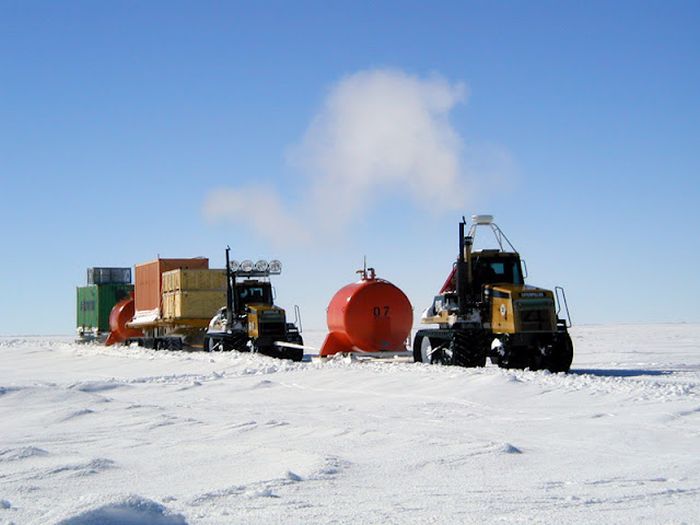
[105,295,143,346]
[319,270,412,356]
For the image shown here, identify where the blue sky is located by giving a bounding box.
[1,1,698,334]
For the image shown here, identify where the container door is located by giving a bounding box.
[77,286,98,329]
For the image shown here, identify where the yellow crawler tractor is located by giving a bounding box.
[204,247,304,361]
[414,215,573,372]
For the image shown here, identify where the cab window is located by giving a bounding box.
[473,257,523,286]
[237,286,272,306]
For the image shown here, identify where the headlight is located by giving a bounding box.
[255,259,269,272]
[240,260,254,272]
[229,260,240,271]
[268,259,282,274]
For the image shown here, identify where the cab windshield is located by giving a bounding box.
[472,256,523,288]
[236,284,273,307]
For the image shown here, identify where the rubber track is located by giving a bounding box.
[451,329,487,368]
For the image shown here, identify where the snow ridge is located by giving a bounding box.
[55,495,188,525]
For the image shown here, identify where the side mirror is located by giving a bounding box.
[521,259,528,279]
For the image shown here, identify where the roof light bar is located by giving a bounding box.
[229,258,282,275]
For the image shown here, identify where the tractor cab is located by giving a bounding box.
[469,250,524,295]
[424,217,526,325]
[234,280,273,312]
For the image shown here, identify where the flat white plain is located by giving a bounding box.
[1,324,698,524]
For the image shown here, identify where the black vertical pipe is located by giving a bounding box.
[456,220,468,315]
[225,246,233,329]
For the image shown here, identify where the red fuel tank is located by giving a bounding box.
[319,268,412,356]
[105,294,143,346]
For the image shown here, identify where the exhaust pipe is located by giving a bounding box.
[456,219,468,315]
[225,246,234,330]
[455,217,475,316]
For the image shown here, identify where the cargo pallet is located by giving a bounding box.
[125,317,211,350]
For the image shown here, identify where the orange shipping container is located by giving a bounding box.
[134,258,209,317]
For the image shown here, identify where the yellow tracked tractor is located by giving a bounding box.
[414,215,573,372]
[204,247,304,361]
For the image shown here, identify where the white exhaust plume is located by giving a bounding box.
[291,69,469,225]
[203,68,498,245]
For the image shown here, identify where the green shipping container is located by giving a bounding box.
[76,284,134,332]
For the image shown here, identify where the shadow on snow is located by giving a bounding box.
[571,368,674,378]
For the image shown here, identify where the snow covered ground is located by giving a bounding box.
[1,324,698,524]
